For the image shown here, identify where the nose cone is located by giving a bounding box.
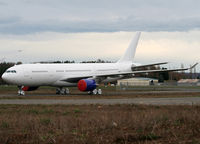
[2,72,19,85]
[2,73,7,81]
[2,73,10,83]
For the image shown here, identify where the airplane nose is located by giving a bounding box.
[2,73,8,82]
[2,73,5,80]
[2,72,17,85]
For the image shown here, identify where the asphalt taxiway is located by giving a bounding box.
[0,97,199,105]
[0,88,200,105]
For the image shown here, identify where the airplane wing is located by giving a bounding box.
[132,63,197,74]
[61,63,198,83]
[130,62,197,75]
[132,62,168,70]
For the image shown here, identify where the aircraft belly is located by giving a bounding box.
[51,80,77,87]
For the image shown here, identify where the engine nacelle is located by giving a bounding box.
[77,79,96,92]
[22,86,39,91]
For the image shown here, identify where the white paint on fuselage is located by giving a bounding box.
[2,62,136,87]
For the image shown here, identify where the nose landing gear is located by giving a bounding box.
[18,86,25,96]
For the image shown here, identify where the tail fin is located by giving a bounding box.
[117,32,141,63]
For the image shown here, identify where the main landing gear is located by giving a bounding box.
[56,87,70,95]
[88,89,102,95]
[18,86,25,96]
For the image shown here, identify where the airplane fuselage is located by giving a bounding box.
[2,62,134,87]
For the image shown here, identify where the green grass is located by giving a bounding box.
[0,85,18,90]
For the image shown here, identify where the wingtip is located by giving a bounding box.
[190,62,199,69]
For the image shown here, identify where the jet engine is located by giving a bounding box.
[77,79,96,92]
[22,86,39,91]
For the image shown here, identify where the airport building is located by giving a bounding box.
[177,79,200,86]
[117,77,158,86]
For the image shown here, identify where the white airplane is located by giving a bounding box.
[1,32,198,95]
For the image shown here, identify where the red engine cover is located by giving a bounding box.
[77,79,96,92]
[22,86,29,91]
[77,80,87,91]
[22,86,39,91]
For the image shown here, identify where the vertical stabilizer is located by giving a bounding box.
[117,32,141,63]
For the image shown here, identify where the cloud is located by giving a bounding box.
[0,17,20,25]
[0,31,199,66]
[0,0,200,34]
[0,1,6,5]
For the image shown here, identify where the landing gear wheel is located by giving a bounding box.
[92,89,98,95]
[88,89,102,95]
[65,88,70,94]
[56,88,60,95]
[56,88,70,95]
[60,88,65,95]
[97,89,102,95]
[17,86,25,96]
[18,90,25,96]
[88,91,93,95]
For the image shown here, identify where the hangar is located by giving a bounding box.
[117,77,158,86]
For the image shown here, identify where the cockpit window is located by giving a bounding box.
[6,70,17,73]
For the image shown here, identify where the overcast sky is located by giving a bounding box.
[1,0,200,33]
[0,0,199,71]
